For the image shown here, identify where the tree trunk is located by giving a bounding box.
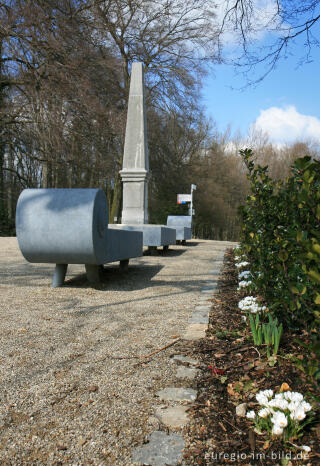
[42,161,48,188]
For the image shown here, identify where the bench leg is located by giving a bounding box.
[120,259,129,271]
[85,264,101,284]
[148,246,158,256]
[52,264,68,288]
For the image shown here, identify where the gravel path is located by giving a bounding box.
[0,238,234,465]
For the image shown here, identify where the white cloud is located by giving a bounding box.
[253,106,320,144]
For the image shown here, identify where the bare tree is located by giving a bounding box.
[219,0,320,83]
[91,0,220,102]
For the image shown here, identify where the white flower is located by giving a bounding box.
[288,401,301,413]
[258,408,270,418]
[261,389,273,399]
[238,296,265,314]
[291,392,304,403]
[235,261,250,269]
[302,446,311,452]
[290,407,306,421]
[271,412,288,428]
[237,280,252,289]
[301,401,312,412]
[272,424,283,435]
[256,393,269,406]
[269,398,289,410]
[246,410,255,419]
[283,391,293,401]
[238,270,252,280]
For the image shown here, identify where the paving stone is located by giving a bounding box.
[185,323,207,332]
[171,355,198,366]
[192,309,209,318]
[176,366,199,380]
[194,305,211,311]
[188,315,209,324]
[154,406,189,429]
[183,322,207,339]
[156,387,197,402]
[201,289,214,294]
[183,331,206,340]
[131,431,185,466]
[198,297,211,302]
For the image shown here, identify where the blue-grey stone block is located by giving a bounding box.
[109,224,176,247]
[167,216,192,241]
[132,431,185,466]
[16,188,143,286]
[16,188,110,264]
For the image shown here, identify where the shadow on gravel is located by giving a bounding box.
[0,262,55,286]
[64,263,164,290]
[160,249,186,256]
[143,248,186,257]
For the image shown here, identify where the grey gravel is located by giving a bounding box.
[0,237,236,464]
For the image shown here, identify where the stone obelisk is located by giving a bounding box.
[120,62,149,224]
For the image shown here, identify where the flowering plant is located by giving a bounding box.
[238,270,252,280]
[246,389,314,442]
[235,261,250,269]
[237,280,252,290]
[238,296,266,314]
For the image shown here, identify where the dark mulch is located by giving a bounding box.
[181,248,320,465]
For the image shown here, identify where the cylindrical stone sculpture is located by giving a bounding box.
[16,189,109,264]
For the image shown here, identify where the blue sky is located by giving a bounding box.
[202,14,320,146]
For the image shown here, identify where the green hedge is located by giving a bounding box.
[238,149,320,332]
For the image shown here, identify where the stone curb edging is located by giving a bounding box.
[131,252,226,465]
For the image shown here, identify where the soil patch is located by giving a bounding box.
[182,249,320,465]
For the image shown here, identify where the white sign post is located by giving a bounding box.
[177,194,192,204]
[177,184,196,217]
[189,184,197,217]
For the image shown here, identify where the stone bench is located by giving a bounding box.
[109,224,176,254]
[16,188,143,287]
[167,216,192,244]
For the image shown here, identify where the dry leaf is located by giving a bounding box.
[227,382,242,398]
[280,382,291,392]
